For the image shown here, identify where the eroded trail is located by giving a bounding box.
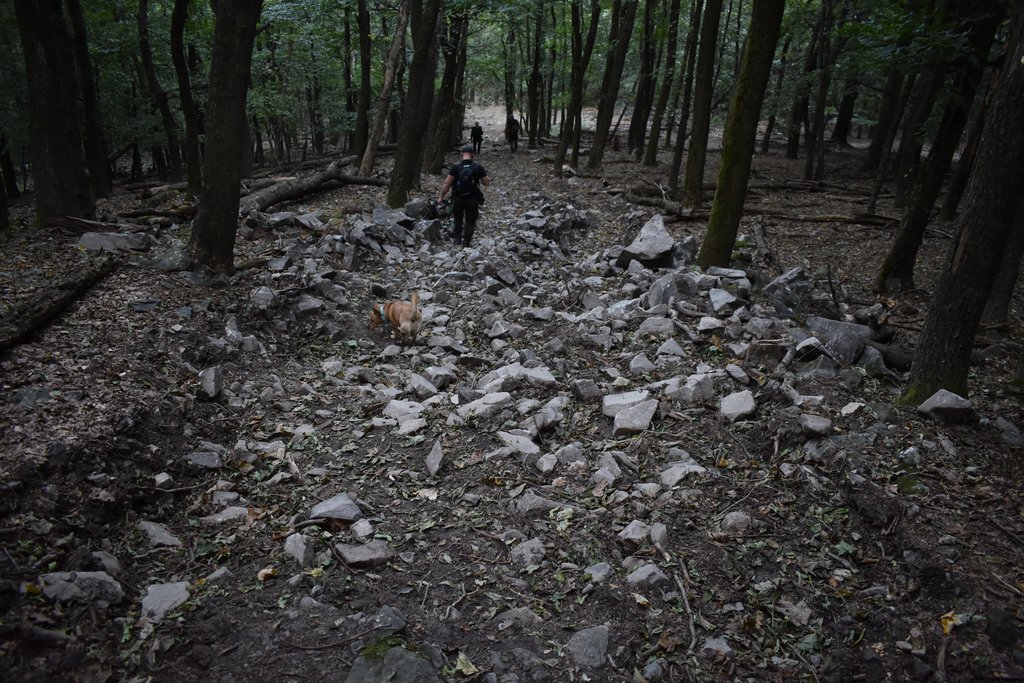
[1,135,1022,682]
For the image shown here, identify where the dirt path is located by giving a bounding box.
[1,129,1022,682]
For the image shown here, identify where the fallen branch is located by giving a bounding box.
[654,541,698,656]
[239,160,386,215]
[0,256,120,357]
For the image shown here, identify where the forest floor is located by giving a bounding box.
[1,112,1023,683]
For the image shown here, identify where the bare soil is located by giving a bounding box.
[1,126,1022,683]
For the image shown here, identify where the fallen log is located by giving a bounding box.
[120,206,196,221]
[0,256,120,357]
[239,160,387,215]
[50,216,148,234]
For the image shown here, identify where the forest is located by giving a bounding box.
[1,0,1023,681]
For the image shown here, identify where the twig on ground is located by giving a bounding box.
[284,626,379,651]
[934,635,950,682]
[788,643,821,683]
[654,542,698,656]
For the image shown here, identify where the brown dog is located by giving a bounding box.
[368,290,422,344]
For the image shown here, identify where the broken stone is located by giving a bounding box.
[510,538,546,567]
[137,520,182,547]
[284,533,314,568]
[334,540,395,567]
[721,511,752,532]
[310,492,362,521]
[917,389,979,424]
[626,563,669,586]
[602,390,651,418]
[426,439,444,476]
[40,571,124,604]
[141,581,190,622]
[567,625,609,667]
[613,399,659,435]
[617,520,651,550]
[198,366,223,398]
[799,413,833,437]
[720,390,756,422]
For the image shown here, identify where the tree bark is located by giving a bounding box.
[354,0,372,157]
[386,0,442,207]
[642,0,683,166]
[359,0,409,177]
[981,199,1024,328]
[939,69,998,222]
[905,9,1024,401]
[240,161,385,215]
[760,33,790,154]
[697,0,785,268]
[682,0,724,206]
[138,0,182,179]
[628,0,658,156]
[891,64,943,208]
[527,4,545,146]
[172,0,203,196]
[876,1,1003,291]
[0,137,21,199]
[585,0,639,171]
[188,0,263,273]
[864,64,905,170]
[554,0,601,173]
[830,79,858,146]
[785,16,821,159]
[66,0,112,199]
[14,0,94,221]
[668,0,704,192]
[424,13,469,173]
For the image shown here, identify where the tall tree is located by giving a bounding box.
[697,0,785,268]
[13,0,93,221]
[138,0,182,179]
[627,0,658,156]
[189,0,264,273]
[681,0,724,206]
[66,0,112,199]
[171,0,203,196]
[553,0,601,173]
[386,0,442,206]
[424,12,469,172]
[668,0,705,192]
[642,0,683,166]
[876,1,1003,291]
[353,0,372,157]
[863,63,905,170]
[759,33,790,153]
[586,0,640,171]
[904,8,1024,401]
[527,1,545,146]
[359,0,409,176]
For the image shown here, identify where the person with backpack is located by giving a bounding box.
[505,115,520,153]
[470,122,483,154]
[437,145,490,247]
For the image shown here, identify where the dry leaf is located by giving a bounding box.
[257,565,278,581]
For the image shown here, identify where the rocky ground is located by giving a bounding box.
[1,126,1023,683]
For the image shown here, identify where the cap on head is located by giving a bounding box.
[460,144,474,154]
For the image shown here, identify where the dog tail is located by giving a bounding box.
[410,290,419,314]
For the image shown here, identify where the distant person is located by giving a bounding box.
[437,145,490,247]
[505,115,520,153]
[470,122,483,154]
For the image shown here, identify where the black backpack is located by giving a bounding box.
[454,161,478,197]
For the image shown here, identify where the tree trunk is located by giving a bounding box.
[172,0,203,196]
[138,0,182,179]
[343,8,355,151]
[585,0,640,171]
[830,79,858,146]
[13,0,94,221]
[0,138,21,199]
[864,64,905,170]
[785,17,821,159]
[891,65,943,208]
[939,69,997,222]
[760,33,790,153]
[503,20,518,118]
[696,0,785,268]
[668,0,704,192]
[554,0,601,173]
[527,5,544,146]
[982,199,1024,328]
[386,0,442,207]
[359,0,409,177]
[876,1,1002,291]
[643,0,683,166]
[628,0,658,156]
[188,0,263,273]
[424,13,469,173]
[66,0,112,199]
[905,9,1024,401]
[354,0,372,157]
[682,0,724,206]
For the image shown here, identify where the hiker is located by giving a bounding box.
[470,122,483,155]
[505,115,520,153]
[437,145,490,247]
